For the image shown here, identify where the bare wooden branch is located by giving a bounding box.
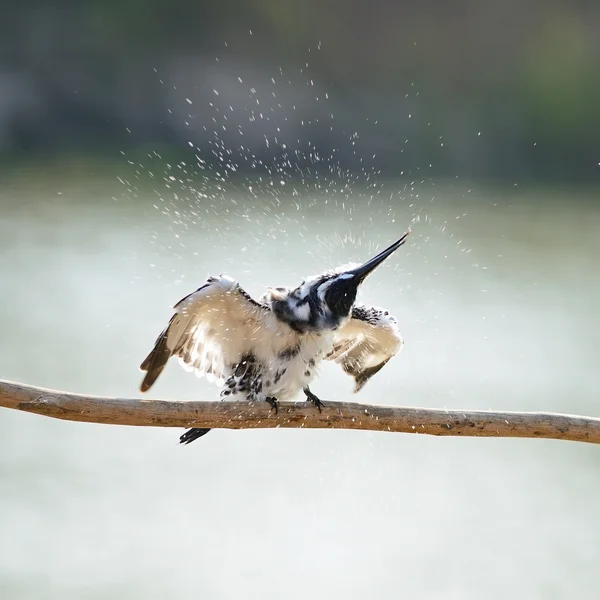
[0,378,599,444]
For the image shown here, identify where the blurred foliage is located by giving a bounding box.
[0,0,599,181]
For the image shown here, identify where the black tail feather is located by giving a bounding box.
[180,428,212,444]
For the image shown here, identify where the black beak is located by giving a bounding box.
[346,230,410,282]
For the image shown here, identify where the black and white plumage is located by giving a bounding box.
[140,231,410,444]
[327,305,401,392]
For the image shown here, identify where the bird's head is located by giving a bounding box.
[266,230,410,333]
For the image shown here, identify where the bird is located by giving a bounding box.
[139,230,410,444]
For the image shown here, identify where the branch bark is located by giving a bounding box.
[0,378,598,444]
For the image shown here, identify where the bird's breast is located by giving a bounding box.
[260,331,333,400]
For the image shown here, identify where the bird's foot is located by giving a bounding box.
[303,388,325,413]
[265,396,279,415]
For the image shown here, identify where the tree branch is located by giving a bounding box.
[0,378,598,444]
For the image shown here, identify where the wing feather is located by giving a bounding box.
[327,304,403,392]
[139,275,270,392]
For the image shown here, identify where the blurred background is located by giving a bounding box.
[0,0,600,179]
[1,1,599,599]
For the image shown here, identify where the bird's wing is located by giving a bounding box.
[326,304,403,392]
[139,275,272,392]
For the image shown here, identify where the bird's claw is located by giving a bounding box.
[265,396,279,415]
[304,388,325,413]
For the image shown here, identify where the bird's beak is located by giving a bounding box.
[347,230,411,282]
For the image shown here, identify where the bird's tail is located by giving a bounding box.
[180,428,212,444]
[139,317,176,392]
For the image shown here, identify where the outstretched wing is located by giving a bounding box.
[139,275,272,392]
[326,304,403,392]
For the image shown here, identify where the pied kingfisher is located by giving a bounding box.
[140,231,410,444]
